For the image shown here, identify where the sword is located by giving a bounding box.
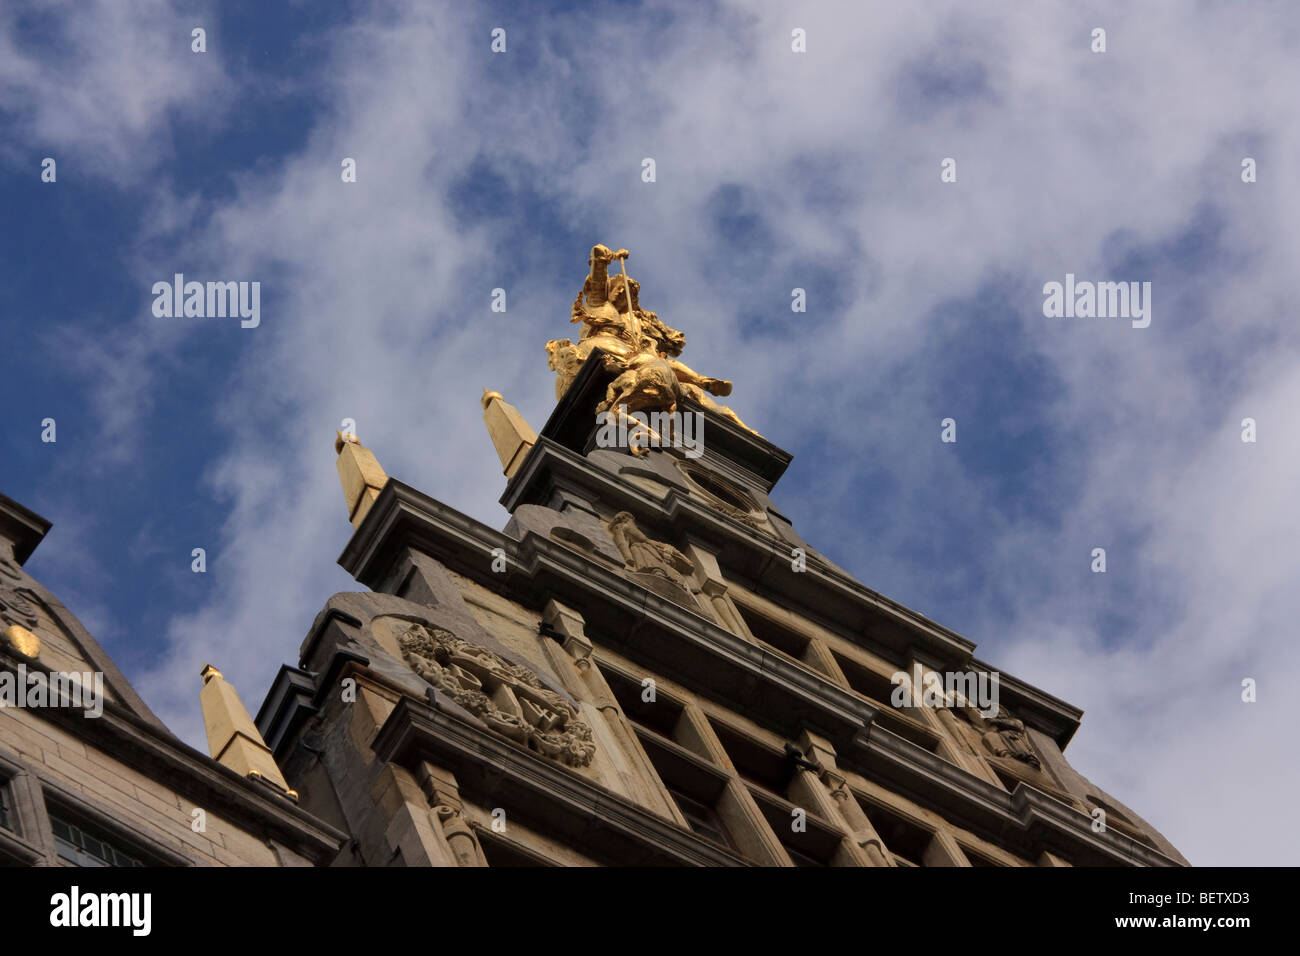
[616,253,643,347]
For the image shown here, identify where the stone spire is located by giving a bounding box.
[199,664,295,798]
[334,430,388,528]
[481,389,537,478]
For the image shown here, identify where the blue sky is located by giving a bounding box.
[2,0,1297,865]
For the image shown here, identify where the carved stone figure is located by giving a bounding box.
[605,511,706,615]
[398,622,596,768]
[546,243,756,433]
[968,706,1042,770]
[955,703,1084,810]
[607,511,695,592]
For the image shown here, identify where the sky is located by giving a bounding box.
[1,0,1296,866]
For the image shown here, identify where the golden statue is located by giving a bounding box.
[546,244,755,433]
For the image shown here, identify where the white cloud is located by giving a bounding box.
[0,0,230,181]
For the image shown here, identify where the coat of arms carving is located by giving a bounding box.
[397,622,596,768]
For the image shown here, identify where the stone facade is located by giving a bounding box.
[0,350,1187,867]
[256,354,1186,867]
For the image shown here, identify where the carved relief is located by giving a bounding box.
[976,708,1042,770]
[608,512,693,589]
[397,622,596,768]
[0,561,47,660]
[959,704,1083,810]
[0,554,39,630]
[676,462,771,533]
[606,511,705,614]
[0,586,40,630]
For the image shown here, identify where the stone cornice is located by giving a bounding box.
[0,492,51,565]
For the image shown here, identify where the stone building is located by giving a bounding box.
[0,245,1187,867]
[0,494,342,867]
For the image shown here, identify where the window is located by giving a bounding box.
[664,783,734,849]
[709,719,793,796]
[599,665,743,854]
[748,788,841,866]
[48,812,145,868]
[677,463,763,516]
[734,604,827,675]
[857,798,938,867]
[708,720,841,865]
[0,780,12,832]
[784,844,827,868]
[636,734,741,854]
[602,666,685,740]
[832,652,942,753]
[737,605,808,659]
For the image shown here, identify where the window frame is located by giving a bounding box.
[0,777,12,833]
[0,748,47,865]
[631,723,737,850]
[41,780,191,868]
[853,790,972,867]
[48,811,147,867]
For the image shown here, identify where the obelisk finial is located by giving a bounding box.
[481,389,537,478]
[333,429,388,528]
[198,663,296,799]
